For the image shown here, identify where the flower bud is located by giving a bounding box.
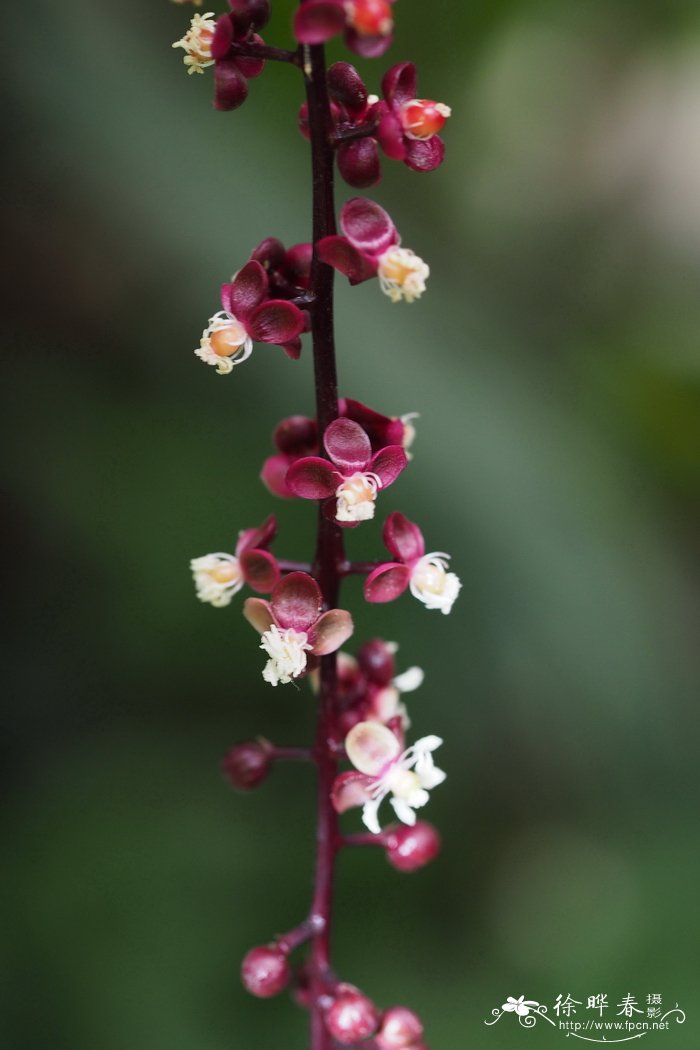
[347,0,393,37]
[228,0,271,32]
[337,139,381,188]
[385,821,441,872]
[325,984,379,1044]
[328,61,368,116]
[241,944,290,998]
[221,739,270,790]
[357,639,396,686]
[377,1006,424,1048]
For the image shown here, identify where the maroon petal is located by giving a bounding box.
[363,563,411,604]
[342,398,404,449]
[344,27,393,59]
[251,237,286,270]
[225,260,268,321]
[316,235,377,285]
[383,511,425,564]
[404,135,445,173]
[243,596,276,634]
[248,300,305,344]
[273,415,318,455]
[368,445,408,489]
[377,110,406,161]
[229,0,271,33]
[236,514,277,555]
[286,457,340,500]
[327,61,368,117]
[324,418,371,472]
[271,571,322,631]
[337,139,381,189]
[340,197,397,258]
[309,608,354,656]
[240,549,280,593]
[382,62,417,109]
[211,14,234,60]
[260,454,295,499]
[286,243,313,287]
[293,0,346,44]
[236,33,266,77]
[331,771,375,813]
[281,337,303,361]
[214,58,249,112]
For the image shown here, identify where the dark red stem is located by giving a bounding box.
[303,36,345,1050]
[341,832,388,848]
[330,120,378,146]
[229,40,300,64]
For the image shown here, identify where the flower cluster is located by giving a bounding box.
[175,0,457,1043]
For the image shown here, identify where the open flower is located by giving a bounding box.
[190,515,279,607]
[375,62,450,172]
[332,721,445,834]
[195,260,306,374]
[502,997,539,1017]
[293,0,396,59]
[244,572,353,686]
[317,198,429,303]
[364,512,461,614]
[172,11,217,74]
[286,418,407,526]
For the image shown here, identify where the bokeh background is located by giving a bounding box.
[3,0,700,1047]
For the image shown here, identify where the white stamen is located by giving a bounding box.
[410,552,461,614]
[260,625,311,686]
[335,472,381,522]
[190,553,243,607]
[358,733,446,834]
[172,12,216,75]
[376,248,430,304]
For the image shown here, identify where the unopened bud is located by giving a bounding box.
[346,0,393,37]
[221,739,270,790]
[377,1006,424,1048]
[325,984,380,1044]
[241,944,290,998]
[385,821,441,872]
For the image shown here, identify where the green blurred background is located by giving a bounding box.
[3,0,700,1047]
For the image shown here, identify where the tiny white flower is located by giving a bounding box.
[335,472,381,523]
[172,11,217,74]
[410,552,461,614]
[190,553,243,607]
[376,247,429,304]
[260,625,312,686]
[350,728,446,835]
[194,311,253,375]
[502,996,539,1017]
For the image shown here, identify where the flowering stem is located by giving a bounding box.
[330,121,378,146]
[339,560,382,576]
[277,915,324,955]
[278,559,313,574]
[341,832,388,848]
[268,745,313,762]
[303,35,344,1050]
[229,40,301,65]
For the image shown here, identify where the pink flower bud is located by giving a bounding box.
[377,1006,424,1048]
[325,984,380,1044]
[357,638,396,685]
[241,944,290,998]
[385,822,441,872]
[221,740,270,790]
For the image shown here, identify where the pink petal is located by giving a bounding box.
[323,418,371,472]
[369,445,408,488]
[273,415,318,455]
[286,457,340,500]
[377,109,406,161]
[363,563,411,604]
[341,398,405,450]
[248,300,305,344]
[224,260,268,321]
[293,0,346,44]
[382,62,417,109]
[383,511,425,564]
[344,27,393,59]
[331,771,375,813]
[235,514,277,555]
[309,608,354,656]
[235,34,265,78]
[286,242,313,286]
[260,454,295,499]
[327,61,368,117]
[239,549,280,593]
[316,235,377,285]
[270,571,322,631]
[404,135,445,173]
[213,58,249,112]
[243,597,275,635]
[345,721,401,776]
[339,197,397,258]
[281,337,303,361]
[251,237,286,270]
[211,14,234,61]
